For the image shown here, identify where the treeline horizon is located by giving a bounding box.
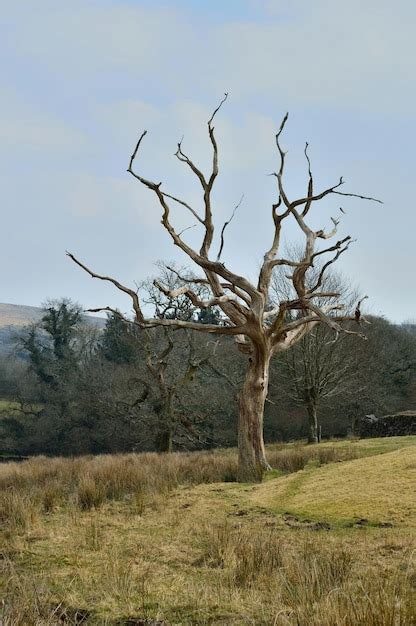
[1,284,415,458]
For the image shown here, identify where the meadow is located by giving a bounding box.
[1,437,415,625]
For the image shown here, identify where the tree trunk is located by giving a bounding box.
[155,421,173,453]
[237,347,271,482]
[307,402,319,444]
[154,396,174,452]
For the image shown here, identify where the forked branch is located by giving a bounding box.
[67,252,246,336]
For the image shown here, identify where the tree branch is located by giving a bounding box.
[153,279,238,311]
[87,304,244,335]
[217,194,244,261]
[66,252,144,323]
[67,252,247,336]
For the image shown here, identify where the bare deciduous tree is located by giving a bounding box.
[68,95,380,481]
[271,263,364,443]
[139,328,212,452]
[139,264,219,450]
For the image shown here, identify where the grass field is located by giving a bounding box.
[1,437,415,625]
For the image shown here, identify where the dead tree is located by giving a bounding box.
[68,95,380,481]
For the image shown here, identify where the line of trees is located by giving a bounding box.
[1,285,415,459]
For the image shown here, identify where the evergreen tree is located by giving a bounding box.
[197,307,222,325]
[99,312,141,364]
[21,299,83,389]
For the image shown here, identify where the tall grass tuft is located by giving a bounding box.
[0,490,38,532]
[76,475,106,511]
[267,443,360,474]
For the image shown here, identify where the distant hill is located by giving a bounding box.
[0,303,44,328]
[0,303,105,356]
[401,323,416,336]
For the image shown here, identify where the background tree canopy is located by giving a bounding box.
[1,285,415,458]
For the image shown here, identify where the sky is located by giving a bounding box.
[1,0,415,322]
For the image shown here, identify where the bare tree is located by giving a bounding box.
[68,95,380,481]
[271,262,363,443]
[98,266,219,452]
[140,264,219,450]
[140,327,212,452]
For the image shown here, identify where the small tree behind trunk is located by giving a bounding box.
[272,267,365,446]
[307,401,319,444]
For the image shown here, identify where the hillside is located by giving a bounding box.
[0,302,105,355]
[0,303,44,328]
[1,437,415,624]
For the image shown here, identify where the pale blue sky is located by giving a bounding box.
[1,0,415,321]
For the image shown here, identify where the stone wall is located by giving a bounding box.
[356,411,416,438]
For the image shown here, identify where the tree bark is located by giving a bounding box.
[155,420,173,452]
[154,396,174,452]
[237,346,271,482]
[307,402,319,444]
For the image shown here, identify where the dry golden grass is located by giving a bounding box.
[1,437,415,625]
